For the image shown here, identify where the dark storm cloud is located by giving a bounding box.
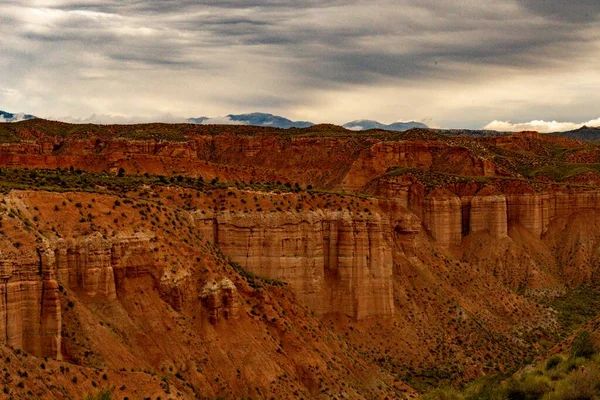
[6,1,596,78]
[1,0,599,127]
[517,0,600,22]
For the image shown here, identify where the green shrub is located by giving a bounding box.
[421,387,464,400]
[572,331,595,359]
[546,364,600,400]
[505,374,550,400]
[83,386,114,400]
[546,355,562,370]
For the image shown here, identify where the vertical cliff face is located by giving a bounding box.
[53,234,158,300]
[195,207,420,320]
[504,190,600,241]
[413,187,509,248]
[0,231,159,359]
[506,193,545,238]
[373,178,600,247]
[469,188,508,239]
[200,278,239,324]
[0,250,61,359]
[423,189,462,248]
[365,176,600,289]
[55,236,117,300]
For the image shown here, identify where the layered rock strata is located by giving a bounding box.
[195,207,420,320]
[374,177,600,248]
[0,251,61,359]
[469,189,508,239]
[201,278,239,324]
[422,189,462,247]
[0,234,156,358]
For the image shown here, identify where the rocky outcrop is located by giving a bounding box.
[423,189,462,247]
[340,142,437,191]
[0,251,61,359]
[195,207,420,320]
[372,177,600,251]
[0,234,160,359]
[469,188,508,239]
[201,278,239,324]
[505,193,544,237]
[54,237,117,299]
[53,234,158,299]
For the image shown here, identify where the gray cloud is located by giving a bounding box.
[517,0,600,22]
[0,1,599,128]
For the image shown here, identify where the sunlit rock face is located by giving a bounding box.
[195,204,420,320]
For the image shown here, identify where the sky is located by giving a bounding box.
[1,0,600,131]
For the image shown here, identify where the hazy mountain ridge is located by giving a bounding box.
[4,109,429,131]
[189,112,428,131]
[552,125,600,142]
[343,119,428,131]
[0,110,37,122]
[226,112,313,128]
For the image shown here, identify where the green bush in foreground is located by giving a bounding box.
[422,330,600,400]
[83,386,113,400]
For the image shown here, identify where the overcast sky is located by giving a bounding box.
[1,0,600,130]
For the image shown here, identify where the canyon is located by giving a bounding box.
[0,119,600,398]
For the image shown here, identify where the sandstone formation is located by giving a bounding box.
[469,188,508,239]
[0,249,61,359]
[200,278,239,324]
[195,207,420,319]
[0,231,162,359]
[422,189,462,247]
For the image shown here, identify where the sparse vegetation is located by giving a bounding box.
[229,260,287,289]
[423,329,600,400]
[541,285,600,337]
[0,167,319,196]
[83,386,114,400]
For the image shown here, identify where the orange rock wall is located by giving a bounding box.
[376,178,600,248]
[469,195,508,239]
[0,134,507,191]
[422,190,462,247]
[195,208,420,320]
[0,234,158,359]
[0,252,61,359]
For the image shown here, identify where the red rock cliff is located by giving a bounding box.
[194,204,420,320]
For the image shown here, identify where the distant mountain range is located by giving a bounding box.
[342,119,428,131]
[0,110,37,122]
[2,109,429,132]
[188,112,313,129]
[188,113,427,131]
[6,110,600,141]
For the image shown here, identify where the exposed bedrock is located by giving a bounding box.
[0,251,62,359]
[469,188,508,239]
[374,177,600,250]
[422,189,462,248]
[200,278,239,325]
[194,206,421,320]
[0,234,160,359]
[339,141,502,191]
